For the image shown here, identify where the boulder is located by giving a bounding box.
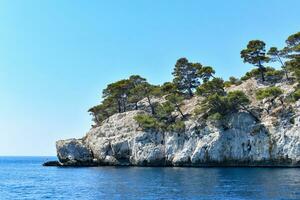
[56,139,94,166]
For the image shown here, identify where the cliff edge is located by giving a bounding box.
[54,78,300,167]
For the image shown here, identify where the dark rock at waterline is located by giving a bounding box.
[43,161,62,167]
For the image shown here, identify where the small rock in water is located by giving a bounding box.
[43,161,61,167]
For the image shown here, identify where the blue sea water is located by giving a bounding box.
[0,157,300,200]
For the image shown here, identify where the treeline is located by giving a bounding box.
[89,31,300,131]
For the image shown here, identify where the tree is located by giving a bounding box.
[102,79,131,113]
[267,47,289,79]
[102,75,150,112]
[229,76,240,84]
[199,90,257,121]
[284,32,300,82]
[241,40,270,81]
[285,32,300,60]
[155,101,177,125]
[196,78,225,97]
[128,75,147,110]
[197,66,215,83]
[256,86,283,113]
[160,82,178,95]
[226,91,259,121]
[165,94,185,119]
[135,83,161,115]
[134,104,186,132]
[200,94,230,120]
[128,86,143,110]
[224,76,241,87]
[172,58,202,97]
[129,75,147,86]
[241,67,283,82]
[134,114,160,131]
[88,96,117,124]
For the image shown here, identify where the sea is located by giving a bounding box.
[0,156,300,200]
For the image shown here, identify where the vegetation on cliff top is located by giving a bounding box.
[89,31,300,131]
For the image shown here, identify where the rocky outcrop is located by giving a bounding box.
[53,79,300,167]
[56,139,94,166]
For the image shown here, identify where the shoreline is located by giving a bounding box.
[43,160,300,168]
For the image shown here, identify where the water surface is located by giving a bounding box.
[0,157,299,199]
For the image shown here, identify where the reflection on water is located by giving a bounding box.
[0,157,300,199]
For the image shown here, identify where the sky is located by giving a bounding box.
[0,0,299,156]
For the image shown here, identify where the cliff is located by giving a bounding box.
[53,78,300,167]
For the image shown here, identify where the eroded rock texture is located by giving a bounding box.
[56,79,300,167]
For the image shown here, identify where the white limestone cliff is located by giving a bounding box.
[55,78,300,167]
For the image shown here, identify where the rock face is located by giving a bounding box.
[56,139,94,166]
[55,79,300,167]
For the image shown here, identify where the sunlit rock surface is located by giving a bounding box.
[55,79,300,167]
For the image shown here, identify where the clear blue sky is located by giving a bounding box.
[0,0,299,156]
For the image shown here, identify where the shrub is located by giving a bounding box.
[167,120,186,132]
[241,68,261,81]
[134,114,160,131]
[256,86,283,101]
[196,78,225,97]
[207,113,223,121]
[200,91,251,120]
[241,67,283,82]
[134,101,186,133]
[292,88,300,101]
[227,90,250,108]
[88,97,118,124]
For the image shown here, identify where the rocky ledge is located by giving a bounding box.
[49,79,300,167]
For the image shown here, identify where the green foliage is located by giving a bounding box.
[241,40,270,65]
[134,101,186,132]
[103,79,131,112]
[255,86,283,101]
[155,102,176,123]
[196,78,225,97]
[165,93,185,118]
[197,66,215,83]
[241,67,283,81]
[134,114,160,131]
[227,91,250,107]
[134,96,186,132]
[265,69,283,77]
[88,97,118,124]
[286,32,300,47]
[167,120,186,132]
[200,94,228,119]
[284,32,300,82]
[160,82,178,95]
[285,32,300,60]
[88,75,163,125]
[89,31,300,128]
[291,88,300,101]
[241,68,260,81]
[172,58,203,97]
[241,40,270,81]
[267,47,282,60]
[285,56,300,83]
[207,113,223,121]
[224,76,242,87]
[265,68,284,82]
[165,93,184,104]
[200,90,251,120]
[229,76,240,84]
